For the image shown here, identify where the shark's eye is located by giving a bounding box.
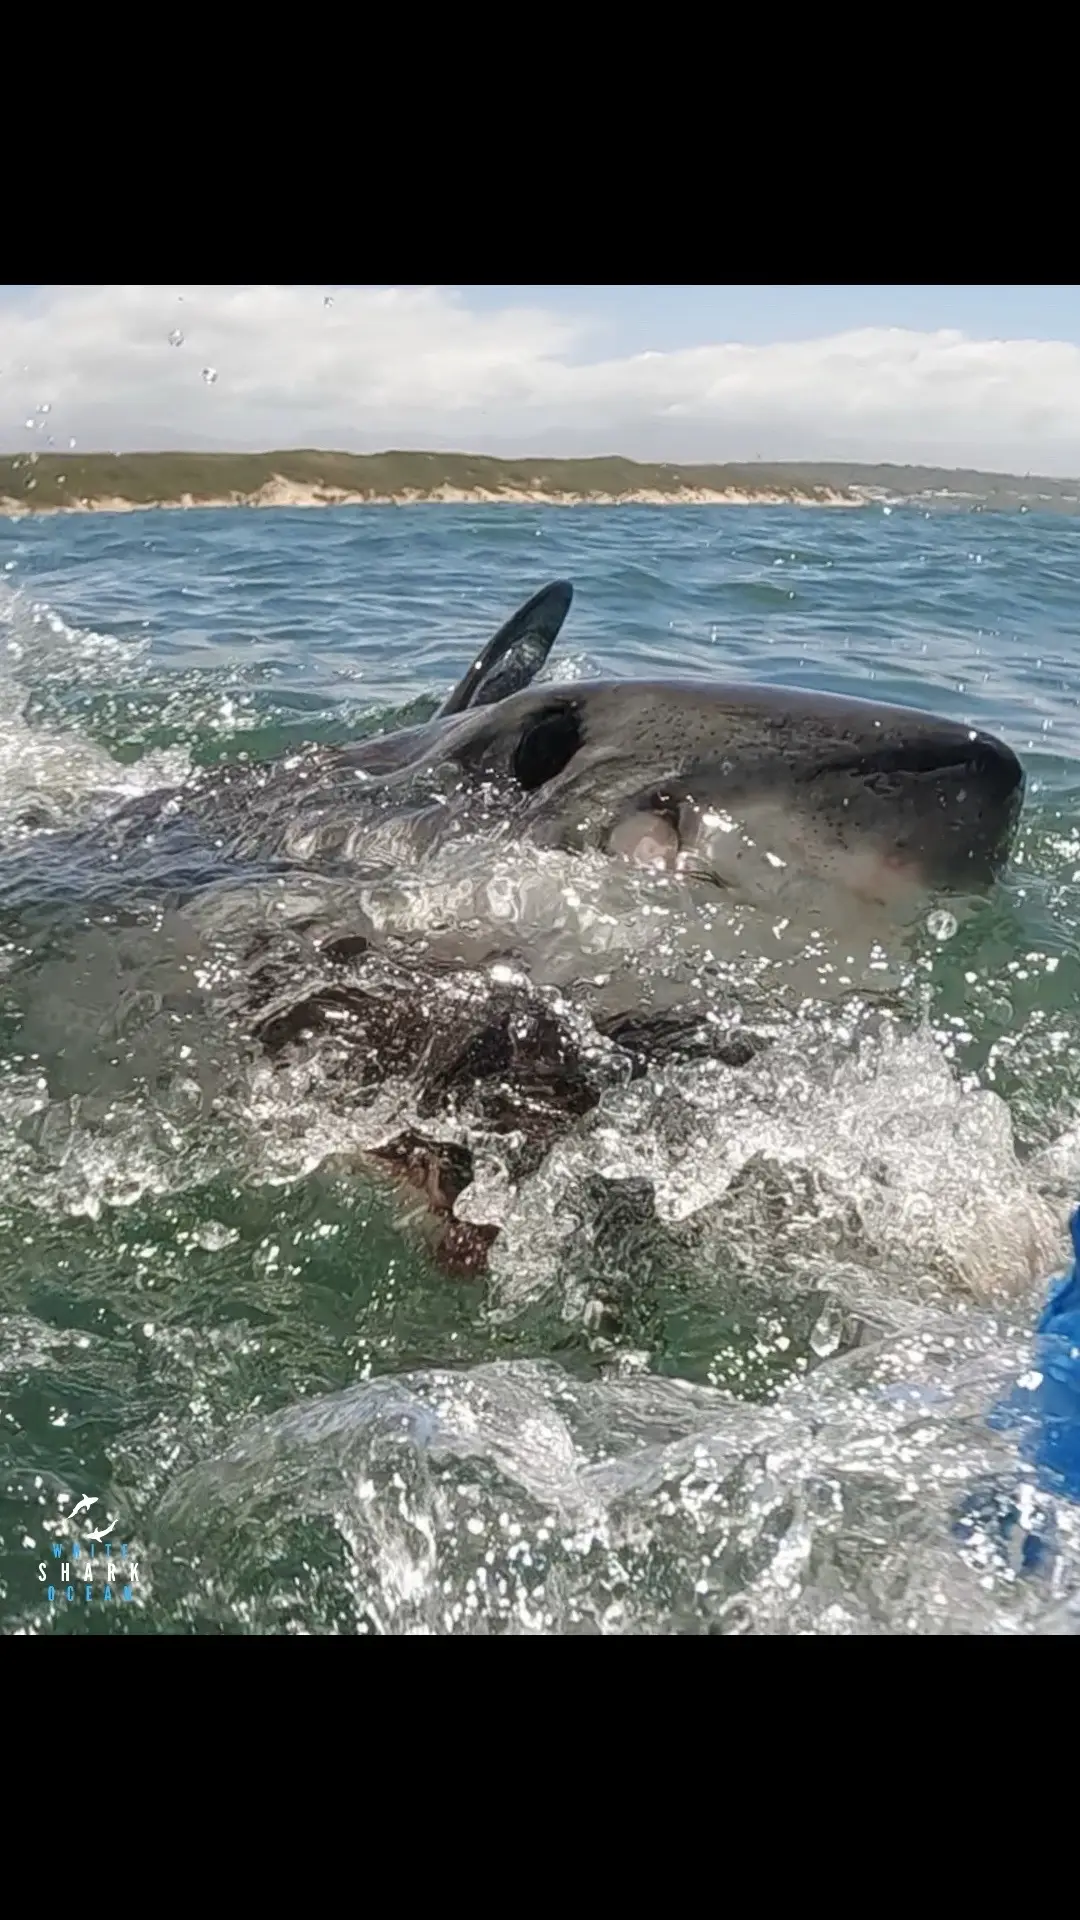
[512,704,584,791]
[648,791,682,828]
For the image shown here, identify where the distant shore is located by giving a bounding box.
[0,477,867,515]
[2,449,1078,517]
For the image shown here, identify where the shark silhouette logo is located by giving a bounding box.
[37,1493,140,1604]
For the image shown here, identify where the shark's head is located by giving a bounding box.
[448,677,1025,908]
[227,583,1023,917]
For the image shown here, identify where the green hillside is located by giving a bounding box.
[2,448,1078,511]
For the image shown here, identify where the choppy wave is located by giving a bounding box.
[3,501,1080,1634]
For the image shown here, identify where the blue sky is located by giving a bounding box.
[2,285,1080,471]
[458,285,1080,355]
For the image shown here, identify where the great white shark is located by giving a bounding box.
[102,578,1022,914]
[17,581,1026,1280]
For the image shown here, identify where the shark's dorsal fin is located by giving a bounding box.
[436,581,573,718]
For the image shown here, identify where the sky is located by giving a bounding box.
[2,284,1079,475]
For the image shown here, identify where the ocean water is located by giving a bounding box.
[2,500,1080,1634]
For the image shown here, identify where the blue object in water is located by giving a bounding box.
[987,1204,1080,1503]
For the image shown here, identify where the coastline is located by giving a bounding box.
[0,476,869,517]
[2,449,1076,519]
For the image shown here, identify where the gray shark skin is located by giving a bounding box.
[434,578,574,716]
[6,582,1025,1282]
[410,671,1025,904]
[190,582,1022,1281]
[105,578,1023,915]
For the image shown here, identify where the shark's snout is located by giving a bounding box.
[781,717,1025,898]
[556,693,1027,906]
[817,726,1022,801]
[967,730,1025,809]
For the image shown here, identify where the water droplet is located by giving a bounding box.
[37,401,51,415]
[68,438,77,449]
[927,909,957,942]
[810,1300,844,1358]
[201,366,218,385]
[23,418,35,430]
[168,328,184,347]
[323,294,334,309]
[192,1220,238,1251]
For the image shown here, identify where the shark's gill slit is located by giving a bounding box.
[512,703,584,791]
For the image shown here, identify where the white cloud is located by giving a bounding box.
[2,285,1079,474]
